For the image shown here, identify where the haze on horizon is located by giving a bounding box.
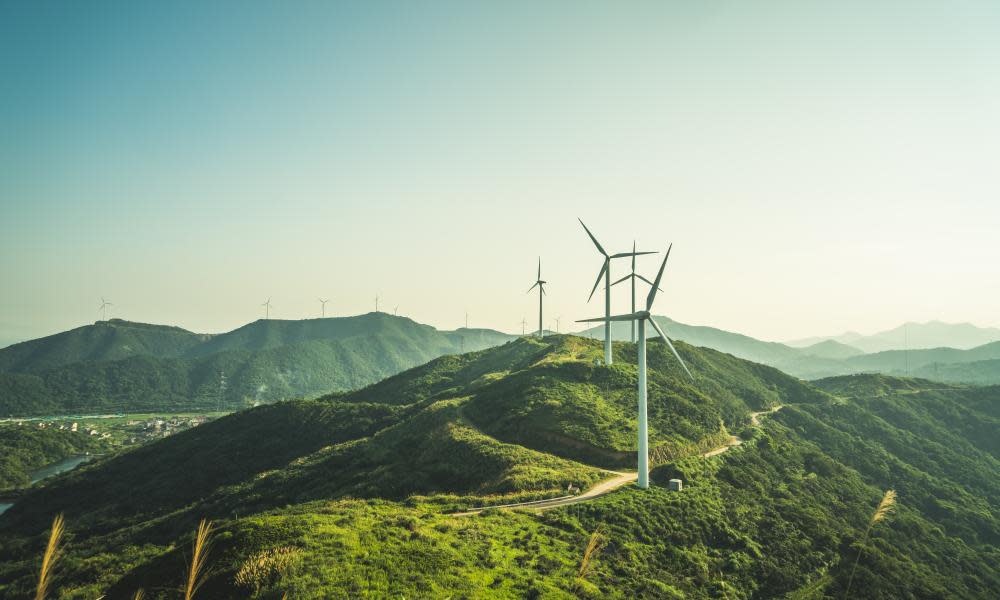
[2,1,999,348]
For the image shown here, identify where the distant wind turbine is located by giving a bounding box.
[319,298,329,318]
[526,257,547,337]
[611,241,664,343]
[578,219,656,364]
[578,244,694,490]
[98,297,113,321]
[375,294,380,313]
[261,298,272,320]
[394,305,399,316]
[555,316,561,333]
[520,317,528,335]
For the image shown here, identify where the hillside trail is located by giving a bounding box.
[450,404,784,516]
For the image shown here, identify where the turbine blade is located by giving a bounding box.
[646,243,672,310]
[636,274,665,292]
[611,251,657,258]
[631,240,636,271]
[649,317,694,381]
[587,262,608,302]
[576,312,642,323]
[527,282,539,293]
[578,218,607,256]
[537,257,541,280]
[610,274,631,286]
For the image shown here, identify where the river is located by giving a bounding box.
[0,454,94,516]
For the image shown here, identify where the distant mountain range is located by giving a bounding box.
[577,317,1000,384]
[4,314,1000,417]
[788,321,1000,353]
[0,315,514,416]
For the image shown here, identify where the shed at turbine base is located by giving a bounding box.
[669,479,683,492]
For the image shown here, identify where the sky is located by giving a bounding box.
[2,1,1000,347]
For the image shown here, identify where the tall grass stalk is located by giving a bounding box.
[131,589,145,600]
[844,490,896,599]
[34,513,65,600]
[184,519,214,600]
[578,525,606,579]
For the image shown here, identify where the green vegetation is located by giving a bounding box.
[0,336,996,598]
[0,426,107,490]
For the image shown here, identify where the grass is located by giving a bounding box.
[577,525,606,579]
[844,489,897,599]
[33,513,64,600]
[184,519,214,600]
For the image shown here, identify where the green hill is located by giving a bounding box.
[0,320,208,374]
[0,337,997,599]
[0,314,515,417]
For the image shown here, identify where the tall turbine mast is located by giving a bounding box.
[578,219,656,364]
[578,244,695,489]
[261,298,272,319]
[527,257,547,337]
[319,298,329,318]
[375,294,379,313]
[611,241,664,343]
[520,317,528,335]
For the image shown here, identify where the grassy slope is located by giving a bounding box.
[0,339,997,598]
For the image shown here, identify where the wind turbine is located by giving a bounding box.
[579,219,656,364]
[394,305,399,316]
[375,294,380,313]
[577,244,694,490]
[526,257,547,337]
[611,241,664,343]
[98,298,113,321]
[261,298,272,319]
[555,316,561,333]
[520,317,528,335]
[319,298,329,318]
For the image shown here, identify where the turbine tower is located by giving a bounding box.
[577,244,694,490]
[526,257,547,337]
[375,294,380,313]
[98,298,113,321]
[319,298,329,318]
[578,219,655,364]
[261,298,272,320]
[520,317,528,335]
[611,241,664,343]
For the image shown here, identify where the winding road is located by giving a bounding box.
[453,405,784,515]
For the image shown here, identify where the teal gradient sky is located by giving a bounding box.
[3,1,1000,347]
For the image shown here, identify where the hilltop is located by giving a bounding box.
[0,320,208,373]
[0,335,996,598]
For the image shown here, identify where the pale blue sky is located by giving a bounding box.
[2,1,999,346]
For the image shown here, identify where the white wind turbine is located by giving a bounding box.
[319,298,329,318]
[578,219,656,364]
[577,244,694,490]
[526,257,547,337]
[261,298,273,319]
[611,241,663,343]
[98,297,113,321]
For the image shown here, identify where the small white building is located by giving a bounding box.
[669,479,683,492]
